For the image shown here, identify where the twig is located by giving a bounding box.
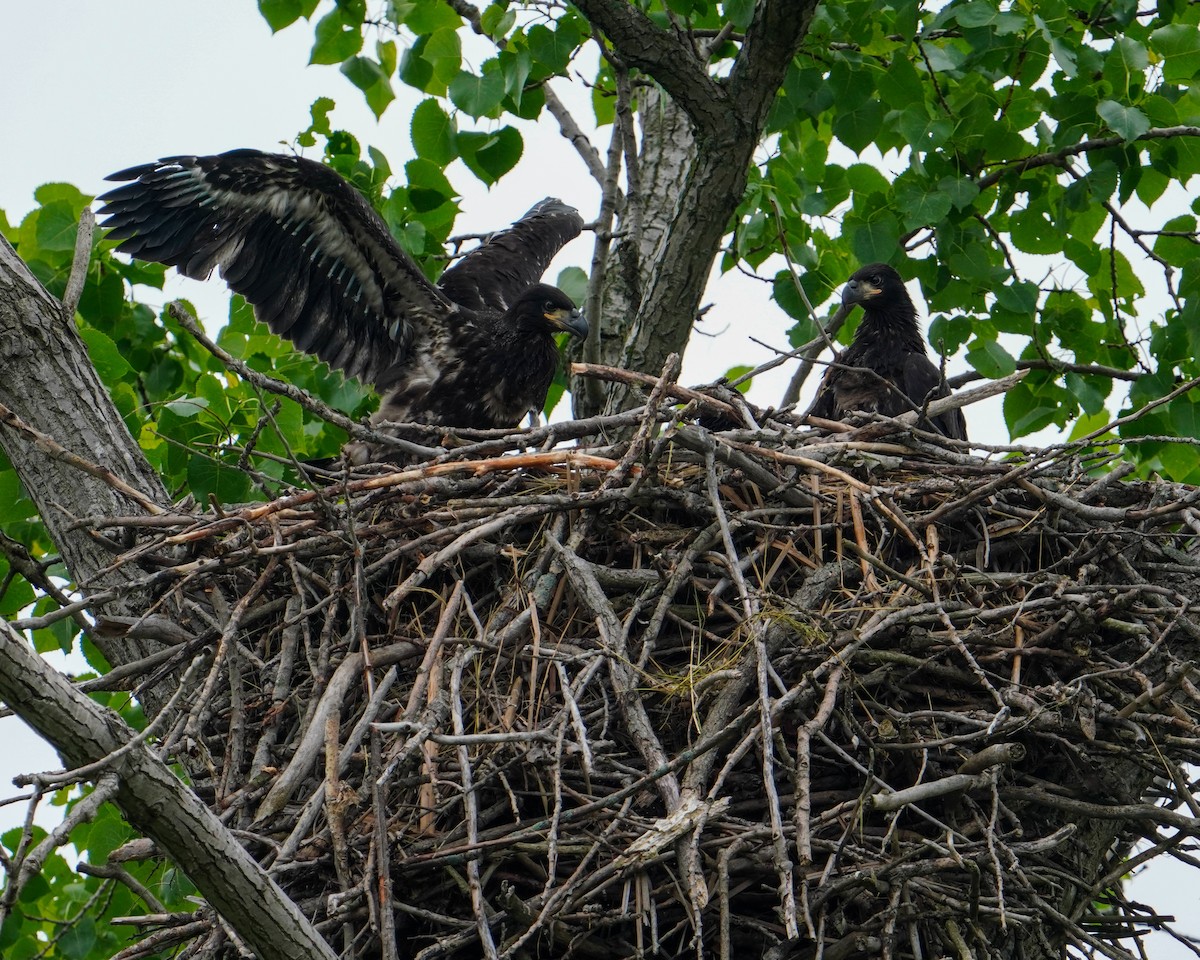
[61,208,95,322]
[0,399,165,515]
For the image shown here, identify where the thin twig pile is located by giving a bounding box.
[92,388,1200,960]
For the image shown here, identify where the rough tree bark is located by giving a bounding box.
[572,0,820,418]
[0,234,343,960]
[0,620,339,960]
[0,236,168,676]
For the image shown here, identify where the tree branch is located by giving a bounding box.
[0,232,170,673]
[728,0,820,134]
[0,620,338,960]
[571,0,732,134]
[574,0,819,418]
[977,126,1200,190]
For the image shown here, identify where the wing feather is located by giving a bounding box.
[97,148,451,387]
[437,197,583,312]
[902,354,967,440]
[804,360,840,421]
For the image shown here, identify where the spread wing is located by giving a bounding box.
[437,198,583,312]
[97,148,453,388]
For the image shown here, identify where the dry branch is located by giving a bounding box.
[6,391,1200,960]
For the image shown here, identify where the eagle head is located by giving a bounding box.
[842,263,904,309]
[511,283,588,339]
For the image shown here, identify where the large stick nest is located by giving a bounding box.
[98,394,1200,960]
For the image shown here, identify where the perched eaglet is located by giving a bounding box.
[806,263,967,441]
[97,148,587,457]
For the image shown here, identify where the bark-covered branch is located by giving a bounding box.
[0,233,169,672]
[573,0,819,417]
[977,125,1200,190]
[0,620,338,960]
[571,0,732,134]
[0,232,352,958]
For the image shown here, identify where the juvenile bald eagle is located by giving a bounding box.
[807,263,967,441]
[97,148,587,455]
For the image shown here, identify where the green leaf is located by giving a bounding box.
[832,99,884,154]
[0,908,25,952]
[1151,23,1200,84]
[879,54,923,110]
[404,158,457,212]
[34,201,79,253]
[80,326,133,383]
[296,95,335,147]
[724,364,754,393]
[965,337,1016,378]
[400,1,462,33]
[187,454,253,505]
[80,804,130,862]
[1102,37,1149,96]
[377,38,397,77]
[543,369,566,418]
[424,28,463,86]
[1010,205,1061,255]
[399,45,433,92]
[458,127,523,185]
[0,468,34,523]
[928,313,974,354]
[1157,441,1200,482]
[723,0,754,28]
[258,0,303,31]
[848,214,900,266]
[894,182,953,230]
[1065,372,1109,416]
[340,57,395,117]
[1096,100,1150,141]
[498,47,533,108]
[1153,215,1198,266]
[845,163,889,195]
[527,21,581,76]
[556,266,588,305]
[896,107,953,153]
[0,566,35,618]
[955,1,1026,33]
[309,9,362,65]
[481,3,517,39]
[58,916,96,960]
[936,177,984,213]
[449,66,505,118]
[33,182,90,212]
[1004,378,1066,437]
[995,280,1040,315]
[411,98,458,164]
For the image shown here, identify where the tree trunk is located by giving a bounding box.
[0,237,170,676]
[571,0,820,418]
[0,232,343,960]
[579,85,696,416]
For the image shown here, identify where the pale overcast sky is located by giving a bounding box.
[1,3,1189,955]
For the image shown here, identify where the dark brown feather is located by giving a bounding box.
[97,149,587,447]
[807,263,967,441]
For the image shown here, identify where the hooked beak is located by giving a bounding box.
[841,278,881,307]
[547,306,589,339]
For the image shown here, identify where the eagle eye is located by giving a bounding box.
[543,299,558,312]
